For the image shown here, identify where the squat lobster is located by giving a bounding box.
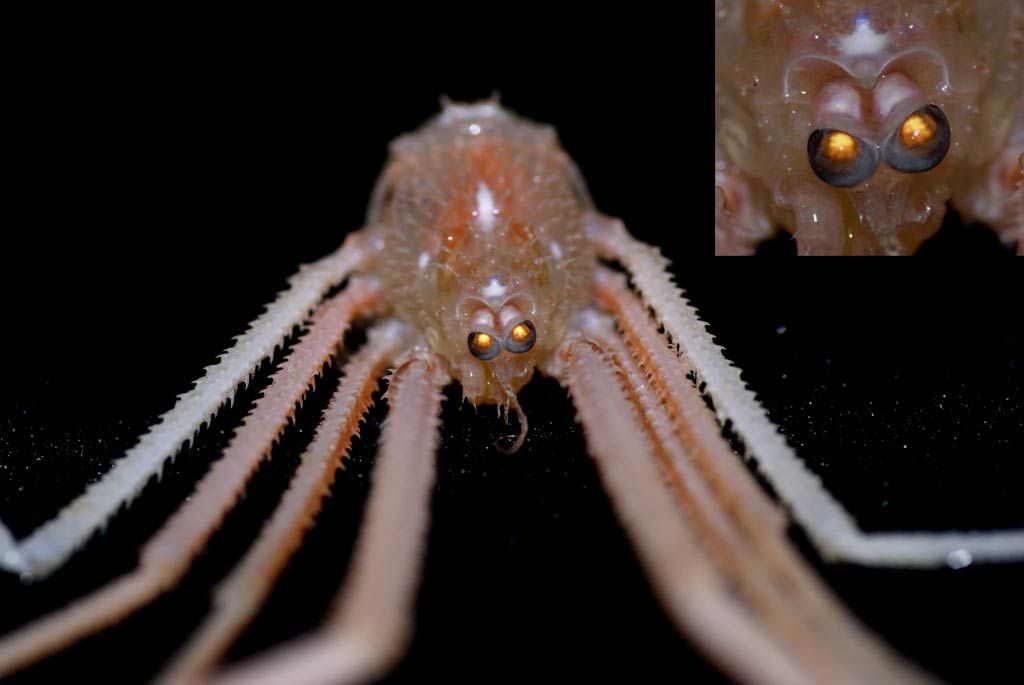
[3,100,1023,684]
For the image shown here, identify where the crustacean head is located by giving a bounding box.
[370,98,594,448]
[718,0,1012,254]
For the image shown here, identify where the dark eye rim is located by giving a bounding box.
[467,331,502,360]
[807,128,880,188]
[504,320,536,354]
[882,103,951,174]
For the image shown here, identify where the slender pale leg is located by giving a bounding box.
[577,313,848,682]
[589,273,930,684]
[0,281,379,678]
[156,320,409,683]
[0,523,14,569]
[210,351,448,685]
[593,216,1024,566]
[1,230,382,579]
[556,338,813,685]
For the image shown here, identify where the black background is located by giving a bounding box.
[1,10,1022,685]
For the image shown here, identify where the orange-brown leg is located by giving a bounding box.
[579,289,928,683]
[1,230,382,580]
[209,351,448,685]
[0,280,379,678]
[156,320,409,683]
[577,314,847,681]
[593,216,1024,566]
[554,337,813,685]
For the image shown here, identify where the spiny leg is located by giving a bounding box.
[554,338,813,685]
[0,280,380,678]
[156,320,409,683]
[590,272,817,580]
[592,215,1024,566]
[577,312,853,683]
[1,230,382,579]
[586,278,930,683]
[210,351,448,685]
[591,269,783,538]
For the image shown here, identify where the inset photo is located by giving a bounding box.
[715,0,1022,255]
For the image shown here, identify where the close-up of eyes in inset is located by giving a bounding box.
[715,0,1022,255]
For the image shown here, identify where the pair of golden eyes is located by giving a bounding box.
[467,321,536,360]
[808,104,951,187]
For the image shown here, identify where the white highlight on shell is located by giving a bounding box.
[475,182,496,233]
[417,252,429,270]
[441,101,502,123]
[550,241,563,260]
[481,276,506,298]
[837,19,890,57]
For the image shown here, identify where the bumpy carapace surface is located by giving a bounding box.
[371,103,594,410]
[12,98,1024,685]
[715,0,1024,255]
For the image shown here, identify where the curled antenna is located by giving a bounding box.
[495,379,528,454]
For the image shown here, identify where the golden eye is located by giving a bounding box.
[468,331,501,360]
[825,131,858,162]
[807,129,879,187]
[899,112,935,147]
[883,104,950,173]
[504,320,536,353]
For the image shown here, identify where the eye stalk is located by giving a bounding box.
[468,331,502,360]
[504,320,536,353]
[882,104,950,174]
[807,128,879,187]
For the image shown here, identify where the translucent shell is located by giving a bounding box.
[370,103,595,401]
